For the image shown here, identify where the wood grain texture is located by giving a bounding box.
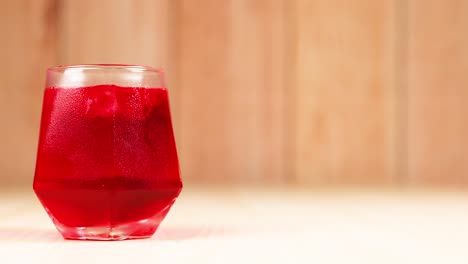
[177,0,289,183]
[408,0,468,185]
[0,0,59,185]
[294,0,397,184]
[177,0,232,183]
[59,0,171,68]
[3,0,468,186]
[228,0,288,183]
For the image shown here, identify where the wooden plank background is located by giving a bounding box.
[408,0,468,185]
[0,0,467,186]
[178,0,288,184]
[294,0,397,185]
[1,0,58,186]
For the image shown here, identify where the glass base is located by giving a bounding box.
[35,188,178,241]
[55,219,162,241]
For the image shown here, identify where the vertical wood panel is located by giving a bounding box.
[295,0,397,184]
[0,0,59,185]
[178,0,231,182]
[178,0,289,183]
[408,0,468,185]
[228,0,288,183]
[59,0,171,68]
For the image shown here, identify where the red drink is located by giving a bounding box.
[34,84,182,240]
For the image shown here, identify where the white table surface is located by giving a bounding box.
[1,186,468,263]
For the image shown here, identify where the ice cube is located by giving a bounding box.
[84,86,118,118]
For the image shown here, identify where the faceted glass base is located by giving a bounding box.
[35,187,180,241]
[53,208,171,240]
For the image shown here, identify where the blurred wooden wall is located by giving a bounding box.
[1,0,467,186]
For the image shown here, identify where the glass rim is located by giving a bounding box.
[47,64,164,74]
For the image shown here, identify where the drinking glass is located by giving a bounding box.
[33,64,182,240]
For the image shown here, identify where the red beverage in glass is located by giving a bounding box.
[33,65,182,240]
